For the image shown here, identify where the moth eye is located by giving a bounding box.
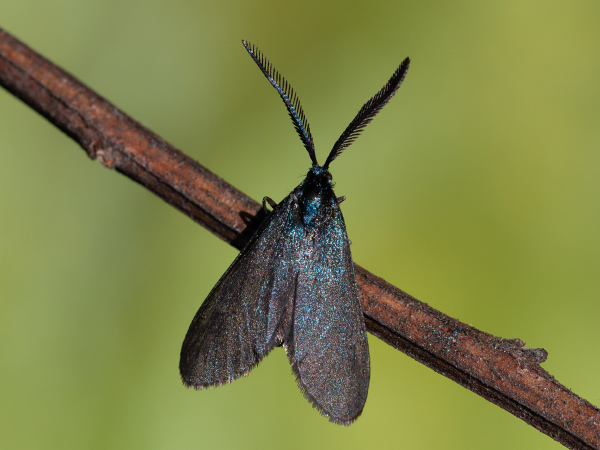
[325,173,332,182]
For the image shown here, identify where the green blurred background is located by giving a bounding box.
[1,1,599,449]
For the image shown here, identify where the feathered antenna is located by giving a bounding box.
[323,57,410,170]
[242,40,318,166]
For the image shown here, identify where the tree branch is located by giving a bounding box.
[1,28,598,449]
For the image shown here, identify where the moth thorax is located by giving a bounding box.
[300,166,335,227]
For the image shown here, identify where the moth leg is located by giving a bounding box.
[337,196,346,204]
[263,196,277,211]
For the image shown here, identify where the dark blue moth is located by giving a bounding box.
[180,40,410,424]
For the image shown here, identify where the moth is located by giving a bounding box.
[180,40,410,424]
